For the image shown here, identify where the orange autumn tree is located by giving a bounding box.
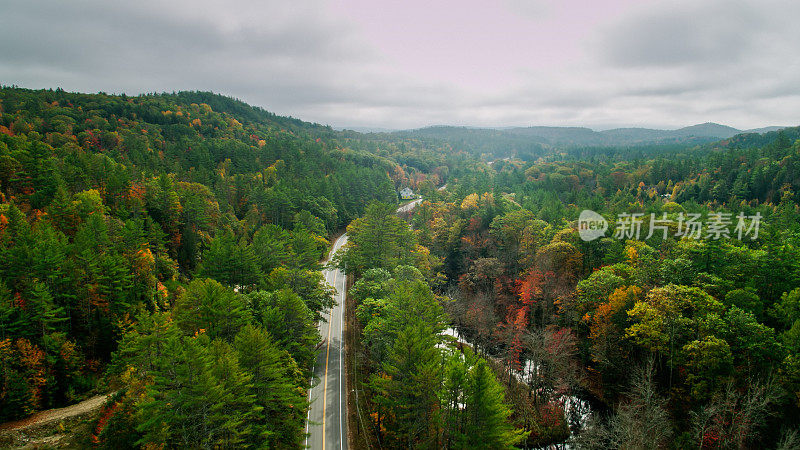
[587,286,642,398]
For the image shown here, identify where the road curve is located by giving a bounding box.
[397,198,422,214]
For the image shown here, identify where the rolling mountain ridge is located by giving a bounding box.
[383,122,792,158]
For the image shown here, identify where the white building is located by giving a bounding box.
[399,187,415,200]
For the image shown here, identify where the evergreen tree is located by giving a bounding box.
[174,278,250,341]
[337,202,416,276]
[26,281,66,339]
[234,324,307,448]
[461,358,527,449]
[370,323,442,448]
[198,231,261,292]
[247,289,319,372]
[137,334,259,448]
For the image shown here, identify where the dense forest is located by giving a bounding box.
[1,86,798,449]
[0,87,418,447]
[335,202,527,448]
[403,130,800,447]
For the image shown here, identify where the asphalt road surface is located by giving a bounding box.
[397,198,422,214]
[306,233,348,450]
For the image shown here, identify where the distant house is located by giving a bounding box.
[399,187,415,200]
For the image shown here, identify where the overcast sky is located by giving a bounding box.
[1,0,798,130]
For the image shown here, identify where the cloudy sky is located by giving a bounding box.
[1,0,798,130]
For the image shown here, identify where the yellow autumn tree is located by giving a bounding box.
[461,193,479,210]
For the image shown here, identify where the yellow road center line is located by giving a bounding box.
[322,270,337,449]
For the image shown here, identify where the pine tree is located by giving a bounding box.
[441,350,470,448]
[198,231,261,291]
[0,281,24,340]
[370,323,442,448]
[247,289,318,372]
[441,348,527,449]
[461,359,527,449]
[26,281,66,339]
[173,278,250,341]
[251,224,294,274]
[337,202,417,276]
[234,324,307,448]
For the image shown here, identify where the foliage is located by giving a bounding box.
[404,127,800,446]
[0,86,408,424]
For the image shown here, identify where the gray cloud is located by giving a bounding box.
[0,0,798,130]
[598,2,763,68]
[0,0,364,91]
[580,0,800,128]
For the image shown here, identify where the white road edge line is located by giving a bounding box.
[339,260,344,450]
[305,263,334,449]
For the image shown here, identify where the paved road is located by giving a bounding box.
[397,198,422,214]
[306,233,348,450]
[306,201,422,449]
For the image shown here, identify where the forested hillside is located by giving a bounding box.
[335,203,528,448]
[1,85,798,448]
[328,127,799,448]
[406,131,800,448]
[0,87,409,446]
[377,123,787,162]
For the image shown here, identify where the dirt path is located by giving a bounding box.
[0,394,110,432]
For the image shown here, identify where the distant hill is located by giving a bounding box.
[337,126,398,133]
[711,125,800,150]
[506,122,744,146]
[389,126,548,160]
[599,127,670,143]
[669,122,741,138]
[743,126,788,134]
[503,126,600,146]
[391,122,791,159]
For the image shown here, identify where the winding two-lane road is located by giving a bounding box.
[306,234,348,450]
[306,198,422,449]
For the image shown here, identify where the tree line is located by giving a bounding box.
[0,87,408,447]
[337,202,527,448]
[407,131,800,448]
